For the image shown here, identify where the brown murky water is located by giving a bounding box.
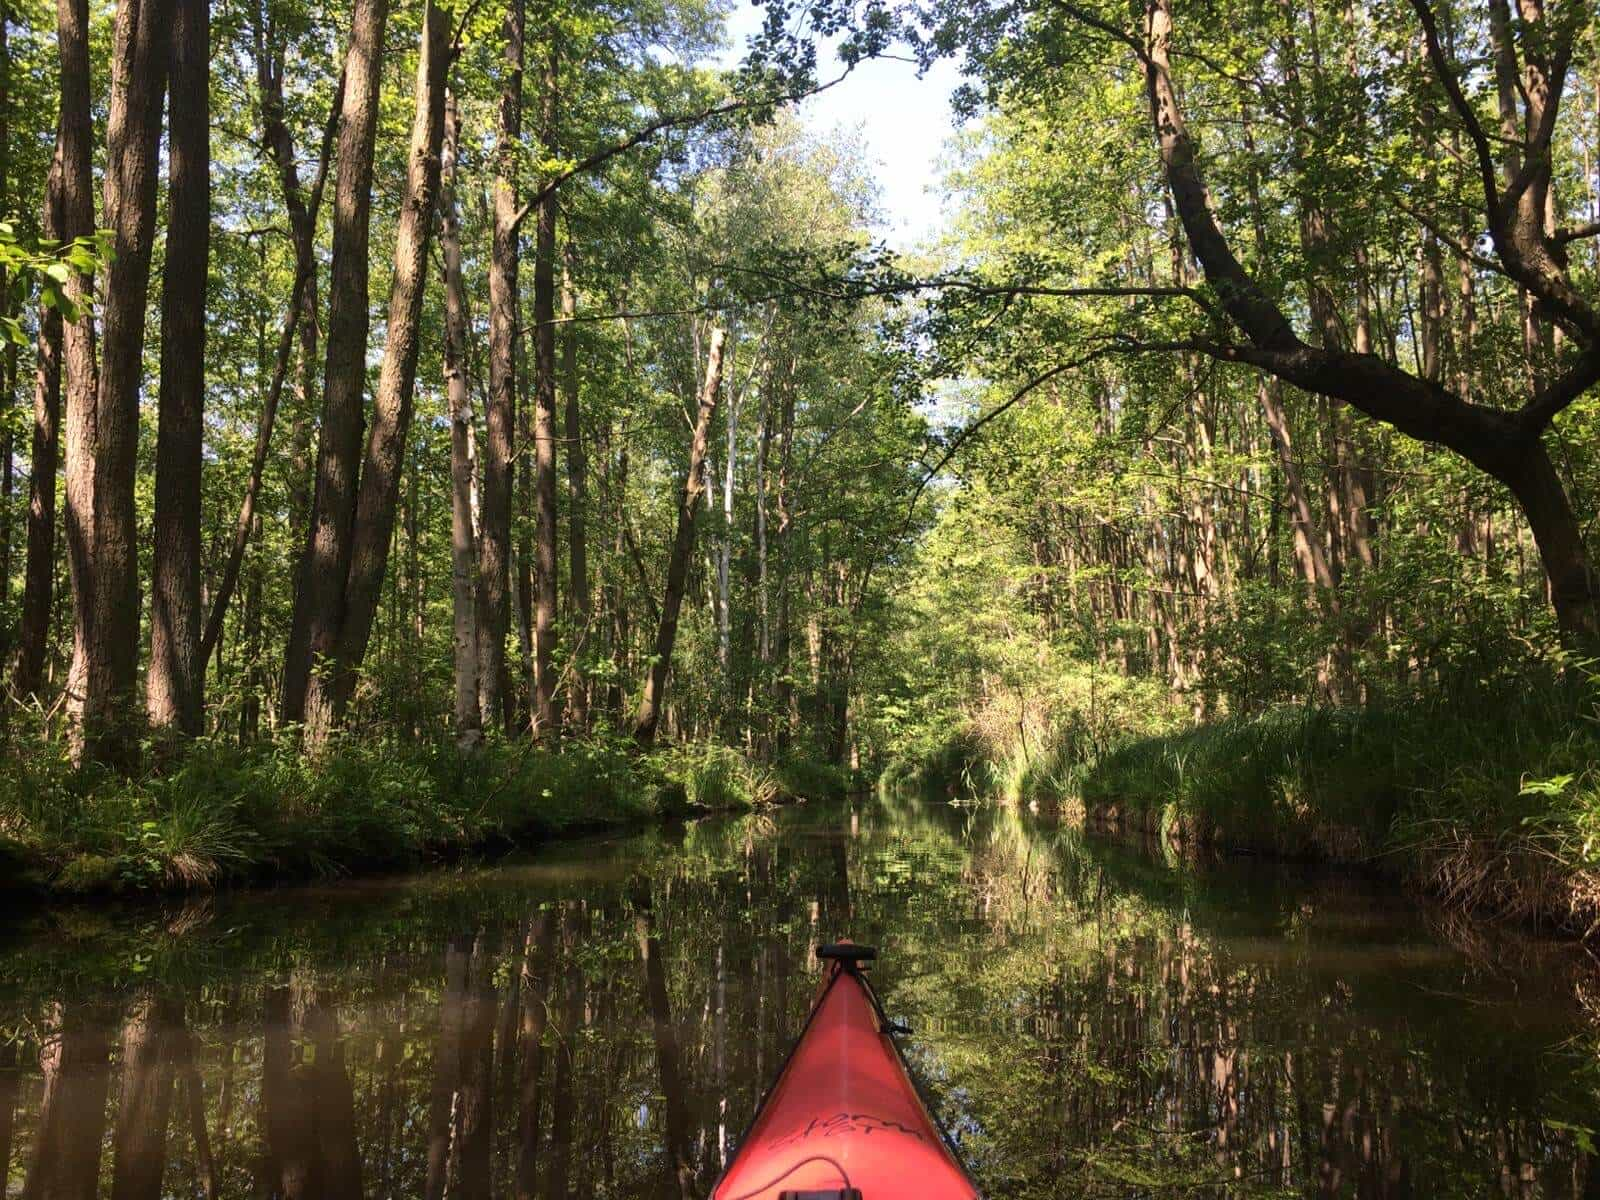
[1,793,1597,1197]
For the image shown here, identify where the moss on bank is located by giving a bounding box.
[887,677,1600,936]
[0,735,849,897]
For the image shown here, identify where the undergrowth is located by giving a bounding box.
[0,733,827,896]
[885,669,1600,932]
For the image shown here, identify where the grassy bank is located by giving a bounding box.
[887,675,1600,935]
[0,735,851,896]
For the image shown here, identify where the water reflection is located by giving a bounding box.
[0,796,1597,1197]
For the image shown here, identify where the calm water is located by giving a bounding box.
[2,793,1598,1198]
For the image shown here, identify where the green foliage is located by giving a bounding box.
[0,220,112,340]
[656,742,781,813]
[0,733,816,895]
[1079,671,1600,929]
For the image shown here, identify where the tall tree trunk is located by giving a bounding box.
[478,0,522,734]
[634,327,726,746]
[78,0,172,766]
[15,149,63,699]
[283,0,390,725]
[1259,381,1337,595]
[57,0,97,751]
[253,1,322,535]
[240,514,262,741]
[531,38,560,739]
[718,332,738,683]
[147,0,209,737]
[560,248,589,730]
[770,361,796,752]
[312,0,451,742]
[606,411,631,720]
[441,90,481,744]
[304,0,448,744]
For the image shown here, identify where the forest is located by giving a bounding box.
[0,0,1597,929]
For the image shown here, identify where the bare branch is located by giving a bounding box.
[1555,221,1600,245]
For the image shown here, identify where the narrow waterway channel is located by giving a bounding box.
[2,792,1596,1197]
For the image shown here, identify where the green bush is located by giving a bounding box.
[657,743,779,813]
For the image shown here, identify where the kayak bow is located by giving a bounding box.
[710,943,980,1200]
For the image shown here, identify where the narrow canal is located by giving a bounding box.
[3,792,1596,1197]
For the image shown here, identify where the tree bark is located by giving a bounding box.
[284,0,390,725]
[771,359,796,751]
[478,0,522,734]
[531,37,561,739]
[560,248,590,730]
[718,332,737,681]
[634,326,726,746]
[147,0,209,737]
[58,0,97,748]
[78,0,172,766]
[441,90,481,743]
[308,0,450,743]
[253,0,322,535]
[15,147,63,699]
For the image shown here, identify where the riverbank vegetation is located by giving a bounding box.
[0,731,852,894]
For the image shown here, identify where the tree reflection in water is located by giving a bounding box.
[1,795,1597,1198]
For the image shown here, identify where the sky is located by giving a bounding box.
[718,1,967,249]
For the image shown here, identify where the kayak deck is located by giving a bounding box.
[711,946,978,1200]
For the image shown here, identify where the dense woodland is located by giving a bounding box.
[0,0,1598,906]
[0,0,925,770]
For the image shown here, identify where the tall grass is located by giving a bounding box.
[0,734,825,895]
[1080,676,1600,930]
[882,671,1600,931]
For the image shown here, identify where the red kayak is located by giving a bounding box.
[711,943,980,1200]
